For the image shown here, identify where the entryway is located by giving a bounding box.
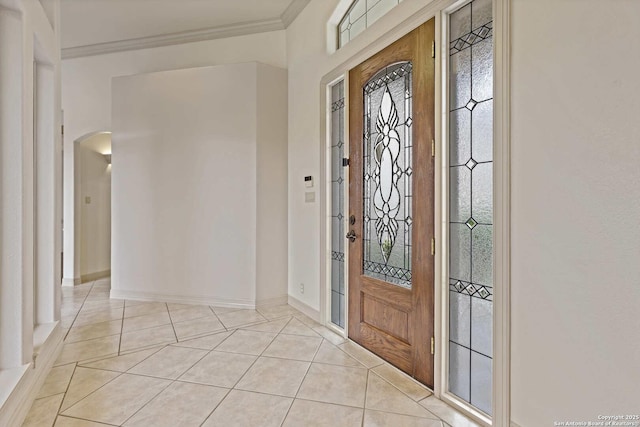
[65,131,112,285]
[346,20,436,388]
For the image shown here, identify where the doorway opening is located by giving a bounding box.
[347,20,436,387]
[75,131,112,283]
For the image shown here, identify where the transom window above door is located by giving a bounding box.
[338,0,405,48]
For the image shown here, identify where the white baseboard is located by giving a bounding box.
[110,288,256,309]
[0,323,64,426]
[61,277,81,287]
[80,270,110,283]
[256,295,288,307]
[288,295,320,322]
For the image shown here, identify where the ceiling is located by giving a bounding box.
[80,132,111,155]
[61,0,308,52]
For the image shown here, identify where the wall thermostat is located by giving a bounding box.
[304,176,313,188]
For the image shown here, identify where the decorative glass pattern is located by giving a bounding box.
[338,0,405,48]
[448,0,493,416]
[363,62,412,288]
[330,81,346,328]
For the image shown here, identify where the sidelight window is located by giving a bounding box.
[447,0,494,416]
[330,81,346,329]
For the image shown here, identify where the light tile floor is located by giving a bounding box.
[23,279,481,427]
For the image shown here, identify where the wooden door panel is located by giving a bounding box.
[362,294,410,342]
[348,19,435,387]
[361,278,412,311]
[359,323,412,372]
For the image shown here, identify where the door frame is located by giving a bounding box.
[319,0,511,426]
[346,21,436,386]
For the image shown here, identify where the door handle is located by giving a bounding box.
[346,230,357,242]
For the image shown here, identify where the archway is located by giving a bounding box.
[62,131,111,286]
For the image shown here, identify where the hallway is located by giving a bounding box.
[22,280,478,427]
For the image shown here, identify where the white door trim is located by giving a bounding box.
[492,0,511,424]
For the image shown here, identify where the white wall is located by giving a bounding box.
[62,30,286,283]
[285,0,640,425]
[286,0,439,316]
[111,63,287,307]
[256,64,289,304]
[0,0,64,424]
[286,0,333,311]
[79,135,111,278]
[510,0,640,424]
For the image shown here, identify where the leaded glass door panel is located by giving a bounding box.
[348,20,436,387]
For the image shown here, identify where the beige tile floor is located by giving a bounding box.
[23,279,481,427]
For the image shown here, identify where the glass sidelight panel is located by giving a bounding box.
[330,80,346,328]
[448,0,493,416]
[362,62,413,289]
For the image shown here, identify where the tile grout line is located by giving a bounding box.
[225,322,284,390]
[56,362,79,413]
[55,413,121,426]
[117,372,174,426]
[207,304,226,328]
[148,332,243,427]
[117,301,125,355]
[38,362,78,426]
[78,345,165,373]
[49,292,469,427]
[197,388,233,427]
[365,370,447,422]
[196,318,285,427]
[69,305,209,346]
[171,329,234,350]
[361,369,370,427]
[59,300,172,423]
[59,370,125,416]
[165,302,179,343]
[173,327,229,343]
[119,342,221,426]
[167,307,219,326]
[62,281,95,340]
[277,334,326,426]
[370,363,434,402]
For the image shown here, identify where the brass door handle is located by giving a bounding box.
[346,230,357,242]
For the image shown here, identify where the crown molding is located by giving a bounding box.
[281,0,311,27]
[61,18,284,59]
[62,0,312,60]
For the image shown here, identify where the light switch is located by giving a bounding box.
[305,192,315,203]
[85,196,91,204]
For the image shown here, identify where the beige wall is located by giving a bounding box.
[111,63,288,307]
[62,30,287,283]
[256,64,289,304]
[510,0,640,424]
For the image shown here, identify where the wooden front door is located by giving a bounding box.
[347,20,435,387]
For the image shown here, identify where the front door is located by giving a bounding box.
[347,20,436,387]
